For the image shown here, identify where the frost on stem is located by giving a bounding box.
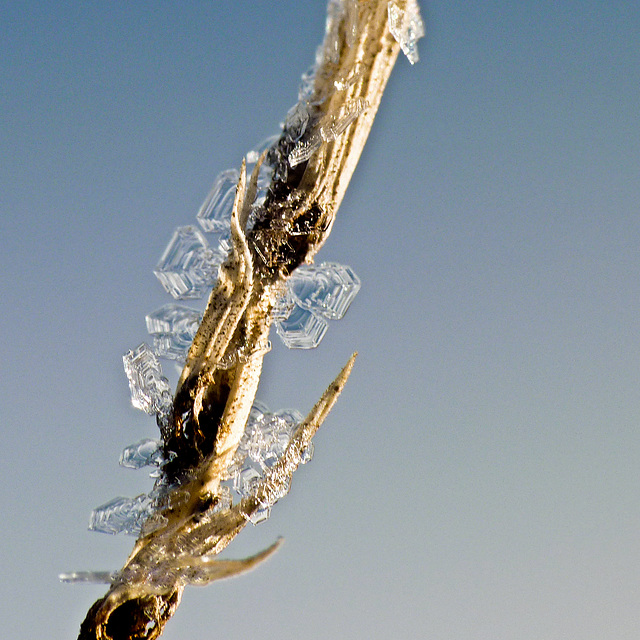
[70,2,422,639]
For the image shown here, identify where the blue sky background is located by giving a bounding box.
[2,1,640,638]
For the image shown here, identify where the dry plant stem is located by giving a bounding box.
[77,1,406,638]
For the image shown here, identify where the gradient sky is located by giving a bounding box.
[2,1,640,639]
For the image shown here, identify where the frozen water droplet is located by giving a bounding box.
[89,494,156,536]
[154,226,222,300]
[300,442,314,464]
[123,343,172,416]
[196,169,239,233]
[388,0,425,65]
[146,303,202,362]
[119,438,164,469]
[247,134,280,164]
[275,304,329,349]
[334,62,363,90]
[289,262,361,320]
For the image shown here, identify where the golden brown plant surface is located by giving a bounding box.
[75,1,421,637]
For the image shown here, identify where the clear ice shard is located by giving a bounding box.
[59,571,117,584]
[146,303,202,361]
[154,226,222,300]
[289,136,323,168]
[275,303,329,349]
[89,494,157,536]
[289,262,361,320]
[284,101,310,144]
[196,169,239,233]
[120,438,164,469]
[288,98,368,167]
[123,343,172,416]
[319,98,368,142]
[388,0,425,65]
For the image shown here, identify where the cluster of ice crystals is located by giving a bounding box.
[119,438,164,469]
[146,303,201,362]
[196,169,239,233]
[154,226,223,300]
[89,494,164,536]
[388,0,425,65]
[123,343,172,417]
[226,403,304,525]
[273,262,361,349]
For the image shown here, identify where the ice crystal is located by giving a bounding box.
[226,403,303,526]
[320,97,369,142]
[289,262,361,320]
[119,438,164,469]
[272,262,360,348]
[388,0,425,65]
[284,101,310,144]
[289,98,368,167]
[271,285,296,321]
[275,303,329,349]
[89,494,160,536]
[146,303,202,362]
[154,226,222,300]
[288,137,323,168]
[123,343,172,416]
[196,169,239,233]
[59,571,117,585]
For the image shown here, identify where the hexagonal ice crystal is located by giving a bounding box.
[89,494,156,536]
[119,438,163,469]
[233,466,262,498]
[123,343,172,416]
[196,169,240,233]
[275,303,328,349]
[388,0,425,65]
[146,303,202,361]
[154,226,222,300]
[289,262,361,320]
